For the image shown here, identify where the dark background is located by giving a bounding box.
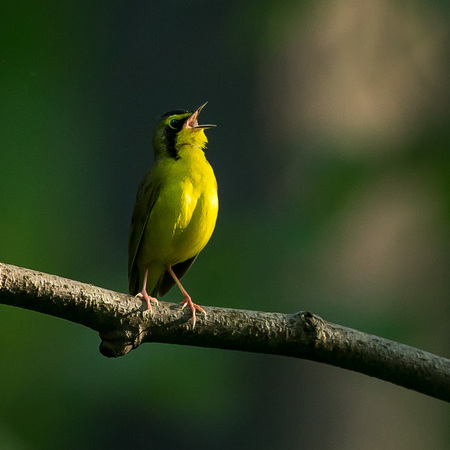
[1,1,449,449]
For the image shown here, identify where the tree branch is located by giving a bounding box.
[0,262,449,402]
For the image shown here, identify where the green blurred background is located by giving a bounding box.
[1,1,449,449]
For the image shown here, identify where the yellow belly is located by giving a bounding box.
[138,152,218,293]
[142,179,218,266]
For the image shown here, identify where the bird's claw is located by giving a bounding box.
[136,291,158,311]
[180,296,206,328]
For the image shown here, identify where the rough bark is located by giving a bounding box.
[1,262,449,402]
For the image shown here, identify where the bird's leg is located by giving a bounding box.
[135,267,158,310]
[166,265,205,328]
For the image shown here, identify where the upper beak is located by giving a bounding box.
[184,102,216,130]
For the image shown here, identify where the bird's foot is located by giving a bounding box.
[180,295,205,328]
[136,290,159,311]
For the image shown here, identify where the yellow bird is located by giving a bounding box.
[128,103,218,326]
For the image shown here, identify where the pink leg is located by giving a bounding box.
[166,265,205,327]
[135,267,158,310]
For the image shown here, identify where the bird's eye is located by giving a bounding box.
[169,119,179,130]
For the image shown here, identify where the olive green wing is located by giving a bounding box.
[128,168,161,295]
[157,254,198,297]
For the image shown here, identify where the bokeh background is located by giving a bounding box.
[1,1,449,449]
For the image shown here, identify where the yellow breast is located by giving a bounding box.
[140,145,218,268]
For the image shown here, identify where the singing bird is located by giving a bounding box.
[128,103,218,326]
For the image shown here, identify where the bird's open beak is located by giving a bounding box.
[184,102,216,130]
